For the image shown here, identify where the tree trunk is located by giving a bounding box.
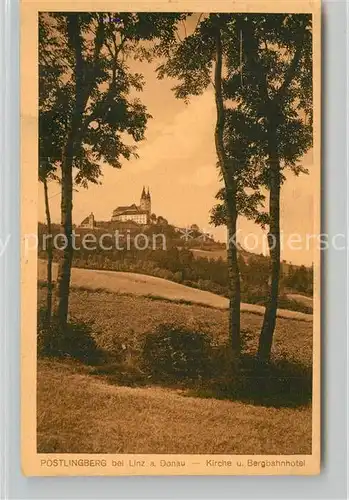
[56,14,85,330]
[214,27,241,369]
[56,153,74,329]
[43,177,53,327]
[258,130,281,364]
[226,208,241,370]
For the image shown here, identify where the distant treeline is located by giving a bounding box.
[38,223,313,313]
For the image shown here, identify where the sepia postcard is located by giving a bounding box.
[21,0,321,476]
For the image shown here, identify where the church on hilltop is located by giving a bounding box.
[111,187,152,225]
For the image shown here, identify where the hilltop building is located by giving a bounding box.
[111,187,151,225]
[79,212,95,229]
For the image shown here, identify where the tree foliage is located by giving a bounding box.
[158,13,313,366]
[228,14,313,363]
[39,12,184,327]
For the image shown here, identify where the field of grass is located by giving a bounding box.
[37,284,313,455]
[286,293,313,308]
[38,286,313,367]
[37,359,312,455]
[190,248,227,260]
[37,259,312,321]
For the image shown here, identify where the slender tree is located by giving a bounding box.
[212,20,241,370]
[39,12,183,329]
[157,14,255,369]
[39,15,64,325]
[234,14,313,364]
[38,160,58,326]
[159,13,312,368]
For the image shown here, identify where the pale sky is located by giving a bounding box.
[37,35,317,266]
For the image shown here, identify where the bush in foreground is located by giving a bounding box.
[142,323,213,381]
[38,309,102,365]
[37,295,312,408]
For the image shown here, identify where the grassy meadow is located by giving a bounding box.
[38,359,311,455]
[37,284,313,455]
[37,260,312,321]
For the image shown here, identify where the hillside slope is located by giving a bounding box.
[37,259,312,322]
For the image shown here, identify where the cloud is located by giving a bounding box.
[127,89,217,172]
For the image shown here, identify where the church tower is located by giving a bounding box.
[146,187,151,214]
[140,186,151,214]
[140,186,146,210]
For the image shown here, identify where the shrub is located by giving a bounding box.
[142,323,213,381]
[37,310,102,365]
[235,354,313,407]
